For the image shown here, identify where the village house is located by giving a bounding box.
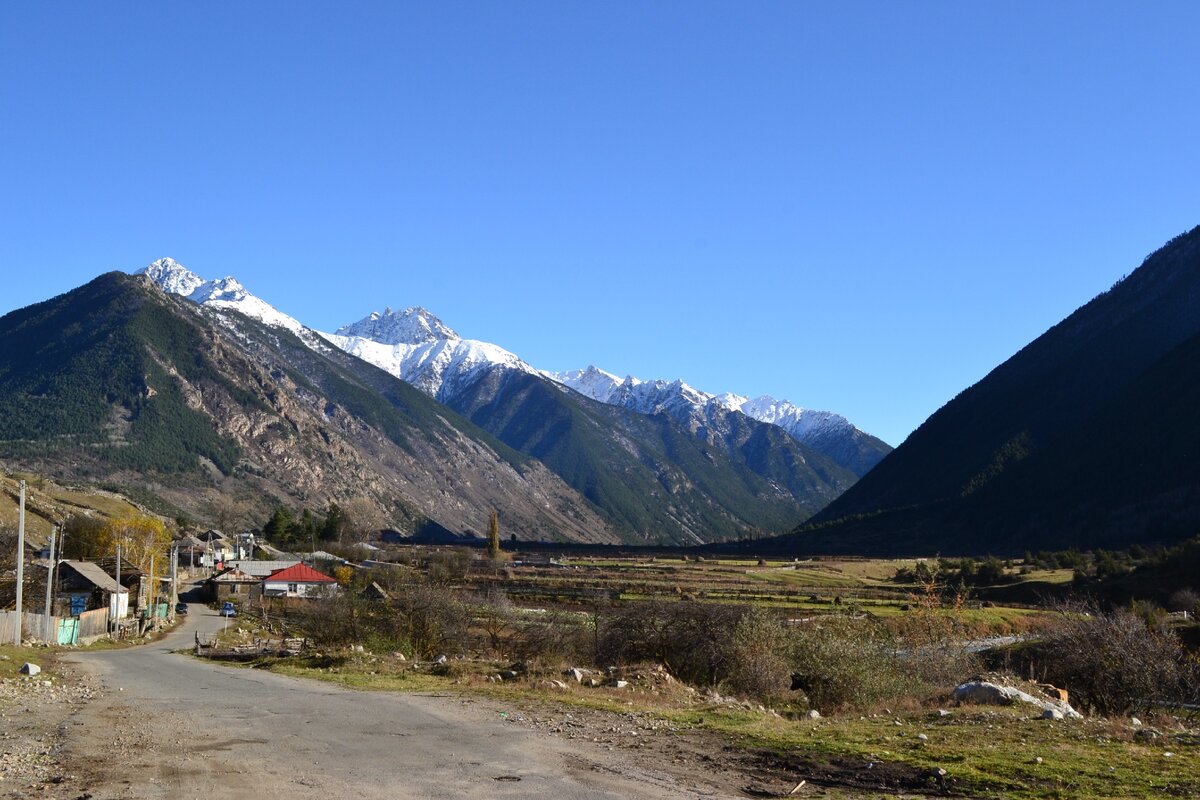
[56,560,130,618]
[262,563,338,598]
[204,567,262,602]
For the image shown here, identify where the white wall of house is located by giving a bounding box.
[109,591,129,618]
[262,580,336,598]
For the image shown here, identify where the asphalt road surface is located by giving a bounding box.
[64,603,722,799]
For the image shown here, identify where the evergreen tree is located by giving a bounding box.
[320,502,347,542]
[264,507,293,543]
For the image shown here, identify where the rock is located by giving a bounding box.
[917,733,928,741]
[1034,757,1043,764]
[564,668,586,683]
[1130,717,1142,727]
[433,655,447,664]
[1135,728,1162,741]
[351,644,364,653]
[393,652,407,661]
[498,670,520,681]
[953,680,1082,719]
[613,680,629,689]
[937,709,952,717]
[1042,708,1064,720]
[925,767,947,784]
[18,664,40,677]
[806,709,821,720]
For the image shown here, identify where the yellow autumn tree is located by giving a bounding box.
[100,512,171,605]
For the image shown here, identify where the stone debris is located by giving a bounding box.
[952,680,1083,719]
[1,660,100,797]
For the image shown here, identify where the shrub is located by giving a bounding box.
[1038,602,1199,715]
[596,601,745,686]
[787,615,910,711]
[723,607,791,702]
[388,583,470,659]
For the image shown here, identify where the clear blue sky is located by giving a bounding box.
[3,3,1198,446]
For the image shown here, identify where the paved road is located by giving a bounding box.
[65,603,712,799]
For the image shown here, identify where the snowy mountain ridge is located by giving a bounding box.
[137,258,311,338]
[543,365,887,475]
[135,258,890,474]
[136,259,539,401]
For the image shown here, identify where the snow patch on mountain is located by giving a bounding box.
[323,307,540,401]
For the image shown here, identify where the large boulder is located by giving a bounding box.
[952,680,1083,719]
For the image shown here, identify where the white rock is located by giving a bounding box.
[1042,708,1064,720]
[953,680,1082,719]
[18,663,40,677]
[806,709,821,719]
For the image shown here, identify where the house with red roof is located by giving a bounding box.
[262,563,338,598]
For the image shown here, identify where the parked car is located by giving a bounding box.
[221,601,237,617]
[175,602,188,615]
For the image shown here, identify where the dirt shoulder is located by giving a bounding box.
[0,649,100,799]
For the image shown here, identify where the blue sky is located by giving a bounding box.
[2,3,1198,446]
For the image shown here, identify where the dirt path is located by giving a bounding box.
[52,607,759,799]
[1,608,959,799]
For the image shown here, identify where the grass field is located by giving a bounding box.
[0,472,144,546]
[235,647,1198,800]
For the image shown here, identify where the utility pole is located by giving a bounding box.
[43,527,56,642]
[169,544,179,619]
[113,542,122,629]
[13,480,25,645]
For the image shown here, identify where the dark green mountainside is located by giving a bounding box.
[446,368,856,544]
[0,273,618,542]
[776,225,1200,555]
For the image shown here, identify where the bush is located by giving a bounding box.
[723,607,791,701]
[1038,602,1199,715]
[596,601,745,686]
[390,583,470,659]
[788,615,910,711]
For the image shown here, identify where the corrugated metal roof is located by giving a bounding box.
[228,559,301,577]
[61,560,127,594]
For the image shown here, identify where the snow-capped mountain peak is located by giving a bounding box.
[136,259,308,337]
[335,306,458,345]
[542,365,626,404]
[323,308,538,402]
[138,258,205,296]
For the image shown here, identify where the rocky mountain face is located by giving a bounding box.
[0,272,619,543]
[443,367,857,544]
[133,259,871,542]
[780,225,1200,554]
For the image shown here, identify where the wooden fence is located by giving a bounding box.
[0,609,112,645]
[77,608,110,641]
[0,610,61,644]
